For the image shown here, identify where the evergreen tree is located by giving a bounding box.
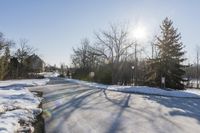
[0,46,10,79]
[8,57,19,79]
[146,18,186,89]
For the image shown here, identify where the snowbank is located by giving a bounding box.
[66,79,200,98]
[0,79,49,133]
[0,78,50,87]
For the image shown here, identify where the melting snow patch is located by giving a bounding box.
[0,79,49,133]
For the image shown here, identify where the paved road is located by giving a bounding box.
[30,79,200,133]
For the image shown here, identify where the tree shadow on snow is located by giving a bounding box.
[102,90,131,133]
[44,85,102,132]
[0,84,33,90]
[145,96,200,123]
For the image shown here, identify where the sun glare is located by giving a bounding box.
[132,25,147,41]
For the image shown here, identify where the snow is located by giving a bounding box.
[0,78,50,87]
[65,79,200,98]
[0,78,49,133]
[184,89,200,96]
[38,72,60,78]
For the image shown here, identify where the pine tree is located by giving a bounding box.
[146,18,186,89]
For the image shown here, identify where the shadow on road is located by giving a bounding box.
[102,90,187,133]
[44,85,102,132]
[43,81,200,133]
[102,90,131,133]
[44,87,92,103]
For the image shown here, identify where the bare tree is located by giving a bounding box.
[14,39,36,77]
[15,39,35,64]
[93,24,134,84]
[72,38,92,68]
[0,32,14,54]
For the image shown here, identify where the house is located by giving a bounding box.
[26,54,45,73]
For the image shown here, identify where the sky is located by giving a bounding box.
[0,0,200,66]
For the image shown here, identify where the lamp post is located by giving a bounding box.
[89,72,95,82]
[161,77,165,89]
[131,66,135,85]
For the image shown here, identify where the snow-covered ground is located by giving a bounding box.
[0,78,49,133]
[2,78,199,132]
[38,72,60,78]
[0,78,50,87]
[65,79,200,98]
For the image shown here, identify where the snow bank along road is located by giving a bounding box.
[0,79,49,133]
[29,79,200,133]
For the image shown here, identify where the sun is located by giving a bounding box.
[132,25,147,41]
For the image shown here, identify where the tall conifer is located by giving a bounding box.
[146,18,186,89]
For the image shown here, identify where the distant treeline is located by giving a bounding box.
[71,18,190,90]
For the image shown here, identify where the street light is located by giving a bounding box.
[131,66,134,85]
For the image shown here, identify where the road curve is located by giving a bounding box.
[29,79,200,133]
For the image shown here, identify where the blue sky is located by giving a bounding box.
[0,0,199,66]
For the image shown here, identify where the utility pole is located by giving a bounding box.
[197,50,199,89]
[151,42,154,59]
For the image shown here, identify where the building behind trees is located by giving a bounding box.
[0,33,45,80]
